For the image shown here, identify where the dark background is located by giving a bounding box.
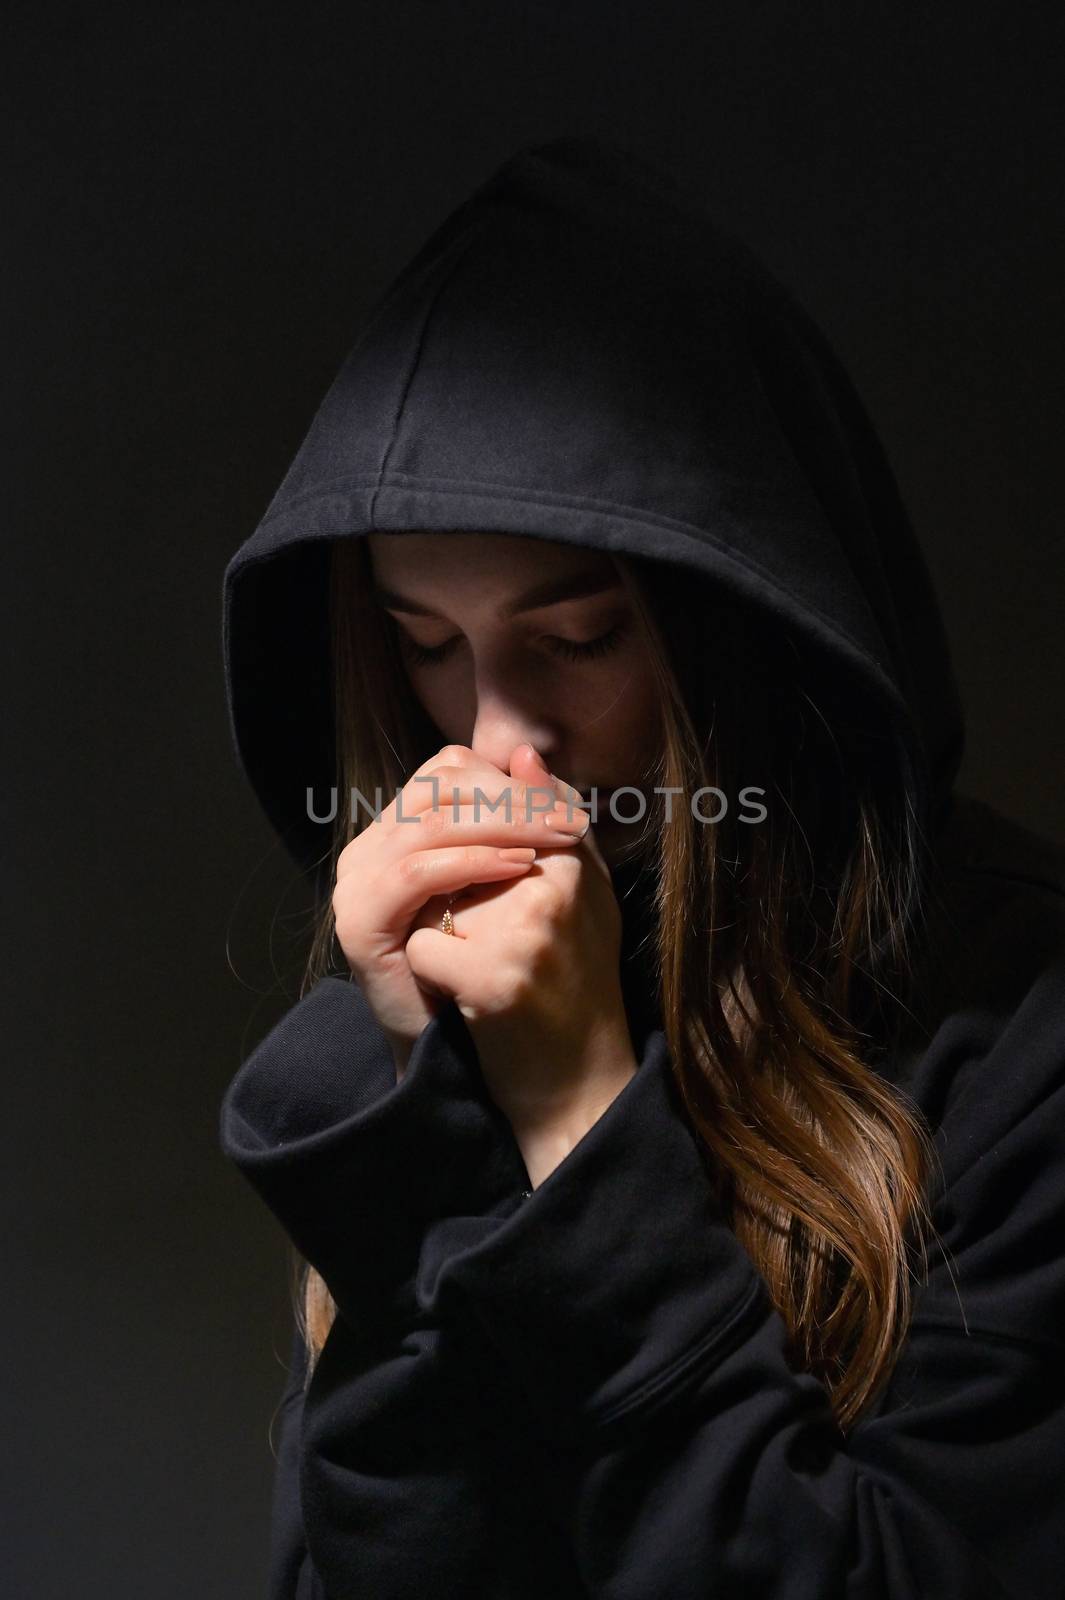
[7,4,1063,1596]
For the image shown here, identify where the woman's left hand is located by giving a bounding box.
[404,742,639,1188]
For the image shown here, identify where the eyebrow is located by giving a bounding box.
[371,565,621,620]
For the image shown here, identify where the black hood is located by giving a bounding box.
[222,134,964,887]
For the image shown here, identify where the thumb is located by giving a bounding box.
[507,742,564,817]
[508,744,610,877]
[508,741,567,804]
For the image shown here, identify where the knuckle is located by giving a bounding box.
[507,909,549,966]
[420,766,465,807]
[331,891,363,947]
[516,779,547,813]
[506,780,530,816]
[420,805,450,840]
[336,835,360,872]
[395,851,427,884]
[530,876,567,919]
[506,964,541,1009]
[437,743,473,767]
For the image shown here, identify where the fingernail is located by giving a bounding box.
[546,809,589,835]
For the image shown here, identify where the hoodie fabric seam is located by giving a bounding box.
[255,462,764,521]
[589,1273,769,1431]
[367,221,490,528]
[239,479,902,694]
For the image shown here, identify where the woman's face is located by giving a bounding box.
[366,531,663,863]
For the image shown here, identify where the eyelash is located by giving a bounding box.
[398,622,628,668]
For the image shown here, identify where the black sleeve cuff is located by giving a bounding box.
[218,975,531,1331]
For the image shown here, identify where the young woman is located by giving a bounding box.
[219,136,1065,1598]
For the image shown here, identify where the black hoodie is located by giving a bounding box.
[218,137,1065,1599]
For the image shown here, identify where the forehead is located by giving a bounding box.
[366,531,615,594]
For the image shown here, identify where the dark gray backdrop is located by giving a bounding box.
[7,4,1063,1596]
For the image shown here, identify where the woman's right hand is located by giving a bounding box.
[331,744,588,1073]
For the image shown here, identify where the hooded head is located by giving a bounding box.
[222,134,964,894]
[225,137,969,1423]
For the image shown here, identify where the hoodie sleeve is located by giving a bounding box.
[220,974,581,1596]
[219,972,531,1332]
[420,1013,1065,1599]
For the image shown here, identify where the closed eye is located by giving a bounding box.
[547,623,628,662]
[396,622,629,668]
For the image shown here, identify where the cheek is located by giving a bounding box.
[404,669,466,739]
[588,657,662,753]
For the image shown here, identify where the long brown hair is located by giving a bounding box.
[290,531,946,1433]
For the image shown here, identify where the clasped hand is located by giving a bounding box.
[333,741,639,1187]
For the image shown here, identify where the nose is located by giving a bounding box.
[468,677,558,776]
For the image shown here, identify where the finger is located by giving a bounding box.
[333,844,536,947]
[384,750,541,843]
[404,925,473,1008]
[346,745,507,848]
[412,891,470,940]
[401,745,512,818]
[409,742,485,780]
[506,742,580,811]
[403,767,560,818]
[336,762,564,883]
[508,743,611,878]
[379,799,588,861]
